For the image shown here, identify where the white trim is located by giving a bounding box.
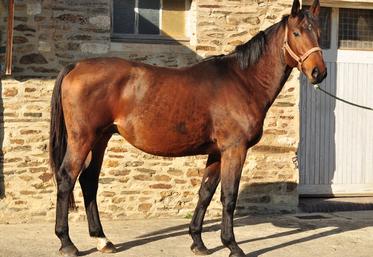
[95,237,110,251]
[337,50,373,63]
[304,0,373,9]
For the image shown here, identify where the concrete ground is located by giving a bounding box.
[1,211,373,257]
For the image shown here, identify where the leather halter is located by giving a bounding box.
[283,25,322,71]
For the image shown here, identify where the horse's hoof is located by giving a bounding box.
[98,241,117,253]
[59,245,79,257]
[229,249,246,257]
[191,243,212,255]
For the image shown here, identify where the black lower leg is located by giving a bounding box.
[79,170,105,238]
[55,165,78,256]
[189,153,221,255]
[221,194,244,257]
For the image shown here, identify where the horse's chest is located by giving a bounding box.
[212,110,264,148]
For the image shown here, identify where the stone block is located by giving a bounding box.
[27,2,42,15]
[89,15,110,30]
[20,54,47,65]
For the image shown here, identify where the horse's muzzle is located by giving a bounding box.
[311,67,327,85]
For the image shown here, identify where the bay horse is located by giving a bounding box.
[49,0,326,256]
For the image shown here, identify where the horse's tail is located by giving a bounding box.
[49,63,76,210]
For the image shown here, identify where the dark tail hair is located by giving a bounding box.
[49,63,76,210]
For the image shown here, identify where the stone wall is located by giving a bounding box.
[0,0,300,223]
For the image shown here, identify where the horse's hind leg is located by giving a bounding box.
[79,133,116,253]
[189,152,221,255]
[55,135,94,257]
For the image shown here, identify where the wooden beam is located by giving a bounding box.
[5,0,14,76]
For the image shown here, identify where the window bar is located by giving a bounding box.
[5,0,14,75]
[134,0,139,34]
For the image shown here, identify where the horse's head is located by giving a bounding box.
[284,0,327,84]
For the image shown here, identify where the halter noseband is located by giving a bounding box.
[283,25,322,71]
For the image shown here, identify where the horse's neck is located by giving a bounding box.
[240,24,293,110]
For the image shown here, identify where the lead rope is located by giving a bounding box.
[313,84,373,111]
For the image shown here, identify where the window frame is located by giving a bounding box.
[337,8,373,51]
[111,0,190,43]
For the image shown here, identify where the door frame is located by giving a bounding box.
[298,6,373,196]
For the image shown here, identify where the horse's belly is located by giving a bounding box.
[115,121,212,157]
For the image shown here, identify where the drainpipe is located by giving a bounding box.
[5,0,14,76]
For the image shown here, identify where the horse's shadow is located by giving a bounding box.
[79,210,373,257]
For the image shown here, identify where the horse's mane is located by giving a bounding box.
[200,14,298,69]
[235,15,290,69]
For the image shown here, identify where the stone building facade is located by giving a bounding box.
[0,0,300,223]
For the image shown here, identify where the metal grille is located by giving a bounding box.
[319,7,331,49]
[339,8,373,50]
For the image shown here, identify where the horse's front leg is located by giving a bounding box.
[220,144,247,257]
[189,152,221,255]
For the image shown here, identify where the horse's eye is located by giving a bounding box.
[308,24,312,31]
[293,31,300,37]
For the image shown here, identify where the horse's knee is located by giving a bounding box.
[225,201,237,214]
[55,226,69,239]
[56,175,74,195]
[198,193,211,209]
[221,193,237,213]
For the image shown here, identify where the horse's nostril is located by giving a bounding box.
[312,67,319,79]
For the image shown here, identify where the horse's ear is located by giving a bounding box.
[291,0,301,17]
[310,0,321,17]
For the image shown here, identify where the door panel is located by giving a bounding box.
[299,60,373,195]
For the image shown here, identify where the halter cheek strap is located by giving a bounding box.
[283,25,322,71]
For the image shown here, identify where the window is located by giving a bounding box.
[319,7,331,49]
[112,0,190,41]
[302,6,331,49]
[338,8,373,50]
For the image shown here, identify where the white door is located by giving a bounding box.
[299,7,373,196]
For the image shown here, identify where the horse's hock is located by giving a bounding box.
[0,0,299,223]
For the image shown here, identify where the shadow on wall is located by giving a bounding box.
[236,182,298,215]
